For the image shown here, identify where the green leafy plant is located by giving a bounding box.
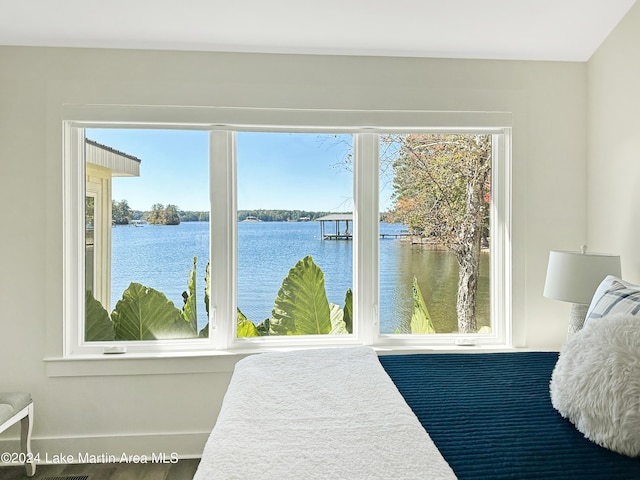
[111,283,194,340]
[85,290,115,341]
[85,256,205,341]
[238,256,352,337]
[237,309,260,337]
[270,256,332,335]
[86,254,460,342]
[181,257,198,333]
[410,276,436,334]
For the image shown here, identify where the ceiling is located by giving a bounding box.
[0,0,636,61]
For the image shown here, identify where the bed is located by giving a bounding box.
[379,351,640,479]
[193,346,455,480]
[194,348,640,480]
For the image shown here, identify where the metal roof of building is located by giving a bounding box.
[86,138,141,177]
[316,213,353,221]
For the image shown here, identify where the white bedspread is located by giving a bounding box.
[194,346,456,480]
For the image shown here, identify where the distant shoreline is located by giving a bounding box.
[125,209,351,224]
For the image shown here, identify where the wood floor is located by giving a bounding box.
[0,459,200,480]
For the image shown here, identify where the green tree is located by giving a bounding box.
[164,204,181,225]
[147,203,165,224]
[112,199,133,225]
[147,203,181,225]
[385,133,491,334]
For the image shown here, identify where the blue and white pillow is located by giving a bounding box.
[585,276,640,325]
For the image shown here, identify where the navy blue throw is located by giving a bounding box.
[380,352,640,480]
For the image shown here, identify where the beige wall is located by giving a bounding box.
[0,46,587,455]
[588,2,640,281]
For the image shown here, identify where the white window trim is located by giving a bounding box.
[372,130,512,347]
[354,133,380,346]
[61,105,512,358]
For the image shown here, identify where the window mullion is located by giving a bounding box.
[353,133,379,345]
[491,130,512,346]
[210,130,237,350]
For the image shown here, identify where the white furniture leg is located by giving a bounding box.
[0,394,36,478]
[20,403,35,477]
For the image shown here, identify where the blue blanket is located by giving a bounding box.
[380,352,640,480]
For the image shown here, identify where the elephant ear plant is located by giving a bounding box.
[85,257,204,341]
[86,255,441,342]
[268,256,348,336]
[410,276,436,334]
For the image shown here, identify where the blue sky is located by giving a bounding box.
[86,128,392,212]
[237,132,354,212]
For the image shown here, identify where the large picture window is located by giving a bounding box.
[63,108,511,355]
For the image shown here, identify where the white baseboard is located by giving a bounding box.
[0,431,209,465]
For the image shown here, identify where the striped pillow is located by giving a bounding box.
[586,280,640,324]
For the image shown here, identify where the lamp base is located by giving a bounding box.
[567,303,589,336]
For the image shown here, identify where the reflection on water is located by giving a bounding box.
[382,241,490,333]
[110,222,490,334]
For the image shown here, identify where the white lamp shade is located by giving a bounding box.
[544,250,621,304]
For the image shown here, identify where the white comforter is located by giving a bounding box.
[194,346,456,479]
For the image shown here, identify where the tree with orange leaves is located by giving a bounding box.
[384,133,491,334]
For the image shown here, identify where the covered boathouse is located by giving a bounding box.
[317,213,353,240]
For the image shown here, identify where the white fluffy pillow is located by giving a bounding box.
[550,313,640,457]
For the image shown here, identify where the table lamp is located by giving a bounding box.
[544,245,621,335]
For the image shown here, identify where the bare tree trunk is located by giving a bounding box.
[455,136,491,334]
[456,242,481,334]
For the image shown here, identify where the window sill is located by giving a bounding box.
[44,344,525,377]
[44,350,247,377]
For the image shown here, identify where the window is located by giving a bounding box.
[63,107,511,355]
[378,134,492,338]
[235,132,354,340]
[83,130,209,345]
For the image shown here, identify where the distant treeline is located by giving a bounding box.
[121,204,340,224]
[238,210,342,222]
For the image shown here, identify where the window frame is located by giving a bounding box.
[62,106,512,356]
[371,132,511,347]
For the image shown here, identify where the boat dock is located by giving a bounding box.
[380,232,412,239]
[323,232,412,240]
[317,213,412,240]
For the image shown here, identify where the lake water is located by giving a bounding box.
[111,221,489,334]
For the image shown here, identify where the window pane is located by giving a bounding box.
[236,132,353,338]
[84,129,210,341]
[379,133,491,335]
